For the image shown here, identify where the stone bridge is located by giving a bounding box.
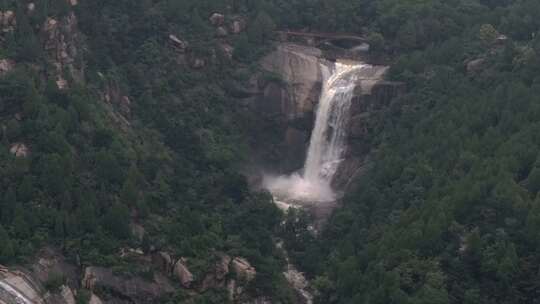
[275,31,368,49]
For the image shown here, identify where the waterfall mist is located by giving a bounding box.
[264,61,370,205]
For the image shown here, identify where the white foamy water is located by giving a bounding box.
[265,61,371,204]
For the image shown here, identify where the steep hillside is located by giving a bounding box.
[0,1,296,303]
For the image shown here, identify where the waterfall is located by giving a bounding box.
[264,61,370,204]
[304,62,366,182]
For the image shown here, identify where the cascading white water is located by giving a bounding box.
[304,62,365,182]
[265,61,370,204]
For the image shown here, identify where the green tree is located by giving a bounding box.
[368,32,385,53]
[13,202,30,238]
[102,203,131,239]
[76,200,97,234]
[17,175,35,203]
[233,35,252,62]
[1,186,16,224]
[15,11,41,61]
[479,24,499,45]
[53,212,65,240]
[248,11,276,44]
[95,149,123,185]
[397,21,418,50]
[0,225,14,263]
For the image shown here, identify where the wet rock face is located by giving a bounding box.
[261,44,326,121]
[246,44,326,172]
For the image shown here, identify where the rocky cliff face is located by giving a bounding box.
[260,44,327,121]
[247,44,328,173]
[251,43,404,186]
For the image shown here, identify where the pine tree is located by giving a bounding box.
[17,175,34,203]
[50,0,71,17]
[13,201,30,239]
[120,177,138,206]
[248,10,276,45]
[15,9,41,62]
[77,199,97,234]
[103,203,131,239]
[1,186,16,225]
[0,225,14,263]
[53,212,65,240]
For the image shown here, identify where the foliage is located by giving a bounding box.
[0,0,287,301]
[276,1,540,303]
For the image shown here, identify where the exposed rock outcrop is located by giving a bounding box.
[466,58,486,74]
[31,248,79,288]
[245,44,328,171]
[191,58,206,69]
[0,10,16,33]
[173,259,194,288]
[27,3,36,13]
[215,254,231,281]
[101,78,132,118]
[230,17,246,34]
[88,293,103,304]
[9,143,29,158]
[209,13,225,26]
[169,34,188,53]
[0,59,15,76]
[0,263,79,304]
[152,251,174,274]
[43,12,85,90]
[82,266,174,304]
[261,44,326,121]
[219,43,234,60]
[130,224,146,242]
[231,258,256,282]
[60,285,76,304]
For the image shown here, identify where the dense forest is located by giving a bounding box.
[0,0,291,303]
[281,1,540,304]
[1,0,540,303]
